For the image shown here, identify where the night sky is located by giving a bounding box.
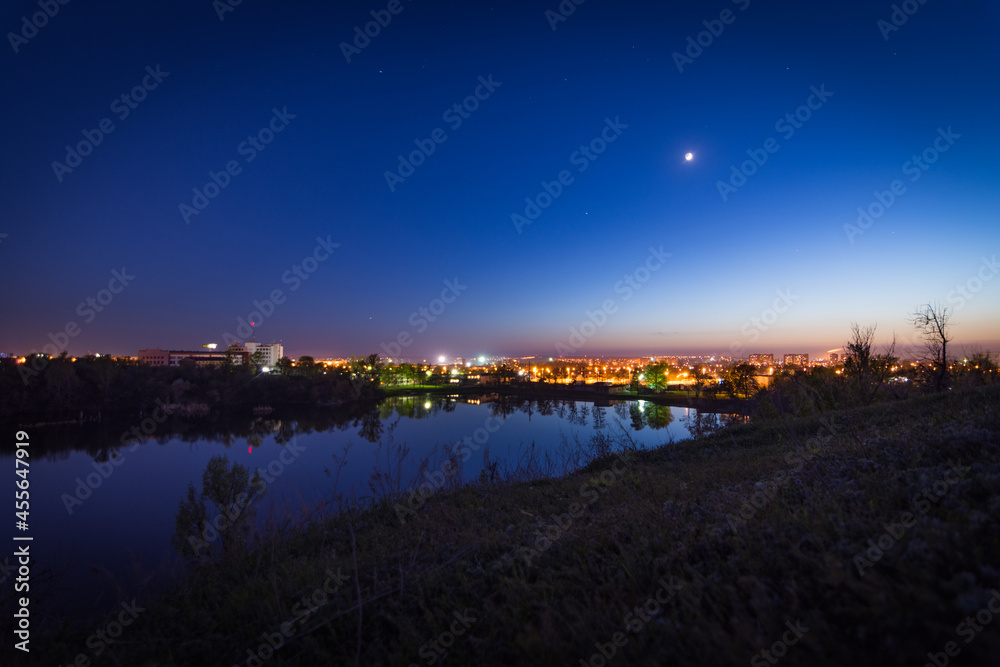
[2,0,998,361]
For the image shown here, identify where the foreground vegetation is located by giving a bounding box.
[17,382,999,666]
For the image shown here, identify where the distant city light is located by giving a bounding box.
[478,356,485,364]
[438,355,446,363]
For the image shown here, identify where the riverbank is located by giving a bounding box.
[18,385,1000,665]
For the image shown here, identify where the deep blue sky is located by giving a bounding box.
[2,0,998,361]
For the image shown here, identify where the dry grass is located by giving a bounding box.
[18,385,1000,666]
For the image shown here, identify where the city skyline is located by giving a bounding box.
[2,1,998,361]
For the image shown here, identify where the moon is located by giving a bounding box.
[684,152,694,161]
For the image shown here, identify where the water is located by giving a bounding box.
[2,393,738,623]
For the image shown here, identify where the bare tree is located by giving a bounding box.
[909,304,953,391]
[843,323,896,404]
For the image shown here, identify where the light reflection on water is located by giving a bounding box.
[4,393,745,622]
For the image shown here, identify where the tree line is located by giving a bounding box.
[0,352,385,423]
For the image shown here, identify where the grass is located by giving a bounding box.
[19,385,1000,666]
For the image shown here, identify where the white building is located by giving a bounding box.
[138,341,284,368]
[242,342,284,368]
[138,348,231,367]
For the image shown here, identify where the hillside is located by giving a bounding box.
[21,385,1000,666]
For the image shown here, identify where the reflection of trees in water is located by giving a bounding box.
[31,402,381,461]
[587,406,613,458]
[380,399,402,420]
[571,404,590,426]
[681,411,720,439]
[36,393,745,468]
[375,396,463,422]
[355,409,384,443]
[629,404,645,431]
[246,417,282,450]
[613,401,675,432]
[490,395,519,419]
[476,398,653,432]
[92,443,122,465]
[641,403,673,430]
[680,411,748,439]
[274,420,296,445]
[246,428,264,450]
[592,406,607,431]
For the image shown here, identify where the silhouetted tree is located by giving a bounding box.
[724,363,759,398]
[910,304,952,390]
[276,356,293,374]
[297,356,319,376]
[843,323,897,404]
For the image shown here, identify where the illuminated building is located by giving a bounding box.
[748,354,774,366]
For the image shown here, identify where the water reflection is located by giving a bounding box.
[2,392,749,628]
[6,393,747,462]
[679,410,750,439]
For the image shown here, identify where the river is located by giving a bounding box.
[3,392,742,623]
